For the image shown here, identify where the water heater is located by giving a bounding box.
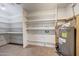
[57,27,76,56]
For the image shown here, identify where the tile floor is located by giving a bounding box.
[0,44,58,56]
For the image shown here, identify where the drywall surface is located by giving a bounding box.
[74,4,79,16]
[58,6,73,19]
[10,34,23,44]
[0,34,8,46]
[65,4,74,18]
[58,7,67,19]
[0,15,10,45]
[9,16,23,44]
[59,3,79,19]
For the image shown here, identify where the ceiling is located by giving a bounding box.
[0,3,22,18]
[21,3,71,13]
[0,3,72,18]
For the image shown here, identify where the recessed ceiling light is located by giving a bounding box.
[1,7,6,10]
[0,4,6,10]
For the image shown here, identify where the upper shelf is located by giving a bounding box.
[26,27,55,30]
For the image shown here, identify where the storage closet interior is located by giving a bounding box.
[22,3,77,48]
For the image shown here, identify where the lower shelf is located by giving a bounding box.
[28,40,55,48]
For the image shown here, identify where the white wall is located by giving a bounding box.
[58,6,73,19]
[58,3,79,19]
[66,4,74,18]
[58,7,67,19]
[8,5,23,44]
[74,4,79,16]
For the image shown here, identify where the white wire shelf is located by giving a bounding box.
[26,27,55,30]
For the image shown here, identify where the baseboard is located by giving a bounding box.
[9,43,23,46]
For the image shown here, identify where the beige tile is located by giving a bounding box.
[0,44,58,56]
